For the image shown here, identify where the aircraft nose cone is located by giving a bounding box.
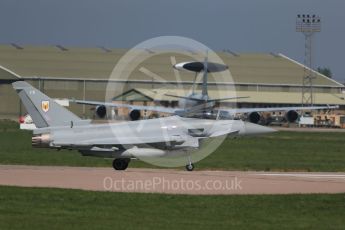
[243,122,277,135]
[173,62,187,71]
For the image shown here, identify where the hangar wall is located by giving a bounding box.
[0,45,344,120]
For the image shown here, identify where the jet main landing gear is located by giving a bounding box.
[112,158,130,171]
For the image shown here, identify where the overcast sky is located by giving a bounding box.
[1,0,344,82]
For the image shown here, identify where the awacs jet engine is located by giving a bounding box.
[248,110,299,124]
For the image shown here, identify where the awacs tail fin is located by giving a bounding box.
[12,81,89,128]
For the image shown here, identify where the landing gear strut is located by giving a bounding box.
[112,158,130,171]
[186,156,195,171]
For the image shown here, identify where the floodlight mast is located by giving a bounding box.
[296,14,321,107]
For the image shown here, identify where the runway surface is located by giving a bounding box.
[0,165,345,195]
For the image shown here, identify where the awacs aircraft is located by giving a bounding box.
[13,81,275,171]
[71,56,250,120]
[71,56,338,122]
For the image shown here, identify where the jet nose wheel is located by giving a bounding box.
[112,158,130,171]
[186,163,195,171]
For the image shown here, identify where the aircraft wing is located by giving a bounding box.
[221,105,339,115]
[54,135,188,146]
[70,99,212,117]
[70,99,339,118]
[70,99,178,114]
[164,94,249,102]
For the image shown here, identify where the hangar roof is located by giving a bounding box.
[0,44,343,88]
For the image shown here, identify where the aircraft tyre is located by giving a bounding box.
[112,158,130,170]
[186,163,195,171]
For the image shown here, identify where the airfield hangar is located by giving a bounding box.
[0,44,344,119]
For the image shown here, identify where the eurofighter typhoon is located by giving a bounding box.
[13,81,275,171]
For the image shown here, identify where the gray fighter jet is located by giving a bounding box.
[13,81,275,171]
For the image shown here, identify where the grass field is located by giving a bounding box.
[1,120,345,171]
[0,186,344,230]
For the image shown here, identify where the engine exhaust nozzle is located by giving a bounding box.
[32,134,51,147]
